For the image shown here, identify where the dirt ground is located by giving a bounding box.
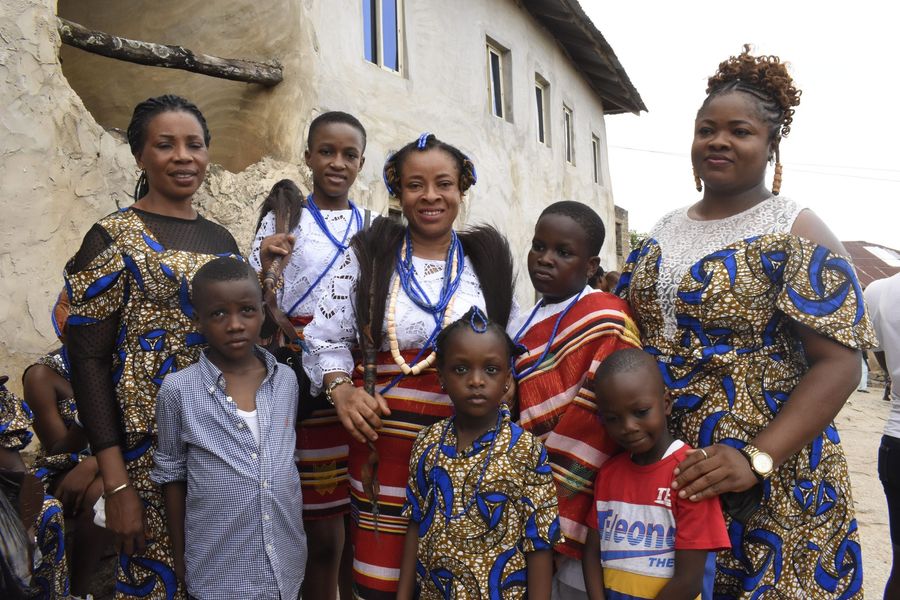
[84,387,893,599]
[838,386,893,596]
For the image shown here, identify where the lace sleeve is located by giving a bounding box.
[249,211,275,273]
[65,225,125,452]
[302,249,360,394]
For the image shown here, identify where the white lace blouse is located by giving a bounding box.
[649,197,805,339]
[302,249,490,394]
[250,208,363,319]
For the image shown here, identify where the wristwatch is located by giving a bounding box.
[324,376,353,406]
[740,444,774,481]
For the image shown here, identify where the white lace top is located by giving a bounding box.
[650,197,804,339]
[250,208,364,318]
[302,249,490,394]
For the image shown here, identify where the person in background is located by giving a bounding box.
[864,272,900,599]
[23,291,110,598]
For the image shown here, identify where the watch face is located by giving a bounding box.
[752,453,774,475]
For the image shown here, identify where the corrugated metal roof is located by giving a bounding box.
[843,240,900,288]
[521,0,647,115]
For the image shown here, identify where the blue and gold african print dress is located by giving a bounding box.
[618,198,876,599]
[0,377,68,599]
[403,406,562,599]
[64,207,239,600]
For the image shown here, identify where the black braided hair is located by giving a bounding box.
[539,200,606,256]
[307,111,367,150]
[382,133,477,198]
[127,95,211,199]
[435,306,520,367]
[700,45,802,144]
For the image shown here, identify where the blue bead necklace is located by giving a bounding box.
[380,230,465,394]
[286,195,362,316]
[511,289,584,380]
[426,407,504,521]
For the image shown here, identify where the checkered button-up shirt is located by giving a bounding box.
[152,347,306,600]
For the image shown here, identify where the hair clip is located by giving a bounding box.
[469,306,489,333]
[382,152,396,197]
[417,132,432,150]
[465,156,478,185]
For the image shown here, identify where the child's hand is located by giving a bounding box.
[331,384,391,443]
[671,444,758,501]
[259,233,296,273]
[55,456,99,516]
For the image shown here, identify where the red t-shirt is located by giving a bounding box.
[585,442,730,599]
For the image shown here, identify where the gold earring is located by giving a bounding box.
[693,168,702,192]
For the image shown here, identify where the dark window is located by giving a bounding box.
[564,106,574,164]
[536,85,545,143]
[489,48,503,118]
[363,0,401,72]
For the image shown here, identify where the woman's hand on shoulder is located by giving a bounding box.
[259,233,296,274]
[791,209,847,255]
[330,383,391,443]
[671,444,758,501]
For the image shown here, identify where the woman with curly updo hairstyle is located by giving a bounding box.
[302,133,515,597]
[616,47,875,598]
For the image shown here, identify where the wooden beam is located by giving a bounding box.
[57,17,283,86]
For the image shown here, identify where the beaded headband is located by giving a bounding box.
[382,133,478,198]
[468,306,489,333]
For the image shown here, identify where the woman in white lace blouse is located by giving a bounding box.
[616,47,875,599]
[302,133,516,597]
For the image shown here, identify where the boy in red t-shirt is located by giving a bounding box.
[583,348,729,600]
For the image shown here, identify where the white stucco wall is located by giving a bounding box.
[1,0,622,391]
[309,0,619,295]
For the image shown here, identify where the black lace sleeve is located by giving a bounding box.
[65,224,124,452]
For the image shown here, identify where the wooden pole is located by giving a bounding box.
[56,17,283,86]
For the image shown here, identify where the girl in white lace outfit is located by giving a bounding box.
[251,112,369,600]
[302,133,516,598]
[617,47,875,599]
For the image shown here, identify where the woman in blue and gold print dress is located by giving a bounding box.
[65,95,239,600]
[617,48,875,598]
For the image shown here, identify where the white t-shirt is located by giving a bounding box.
[864,273,900,437]
[236,407,261,446]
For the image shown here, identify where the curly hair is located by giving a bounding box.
[382,133,477,198]
[701,44,802,141]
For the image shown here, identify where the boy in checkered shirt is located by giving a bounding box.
[152,257,306,599]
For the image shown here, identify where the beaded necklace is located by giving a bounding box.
[286,195,362,316]
[511,289,584,380]
[382,230,465,393]
[426,407,504,521]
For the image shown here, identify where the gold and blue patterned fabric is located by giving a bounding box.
[0,379,69,598]
[65,208,239,600]
[404,406,562,599]
[619,233,876,599]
